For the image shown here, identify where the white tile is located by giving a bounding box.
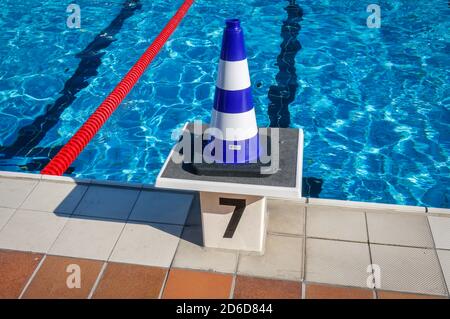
[0,209,68,253]
[129,190,193,225]
[370,244,447,296]
[428,216,450,250]
[20,181,88,214]
[367,212,433,247]
[437,250,450,294]
[268,199,305,235]
[49,217,124,260]
[109,222,182,267]
[172,226,238,273]
[306,206,367,242]
[0,207,15,229]
[0,178,38,208]
[238,234,302,280]
[305,238,371,288]
[74,186,140,220]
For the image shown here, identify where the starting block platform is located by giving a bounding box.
[156,123,303,254]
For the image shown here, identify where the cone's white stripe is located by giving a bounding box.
[210,108,258,141]
[216,59,251,91]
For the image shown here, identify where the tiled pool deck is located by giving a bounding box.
[0,171,449,299]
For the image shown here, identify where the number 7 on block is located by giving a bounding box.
[220,198,247,238]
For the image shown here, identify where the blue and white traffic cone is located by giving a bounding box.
[209,19,260,164]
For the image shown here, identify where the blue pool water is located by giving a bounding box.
[0,0,448,208]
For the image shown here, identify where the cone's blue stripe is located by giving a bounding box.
[220,19,247,61]
[211,134,260,164]
[213,87,253,113]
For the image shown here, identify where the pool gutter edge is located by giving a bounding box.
[0,170,448,216]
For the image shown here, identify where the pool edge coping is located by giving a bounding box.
[1,170,448,216]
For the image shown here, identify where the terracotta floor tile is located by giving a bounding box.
[23,255,103,299]
[93,262,166,299]
[234,276,301,299]
[305,283,374,299]
[0,250,43,298]
[162,268,233,299]
[377,290,445,299]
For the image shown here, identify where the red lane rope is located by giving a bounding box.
[41,0,195,175]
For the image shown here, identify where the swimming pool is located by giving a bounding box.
[0,0,448,208]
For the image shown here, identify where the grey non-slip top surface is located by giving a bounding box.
[160,123,300,188]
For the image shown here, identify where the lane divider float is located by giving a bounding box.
[41,0,195,175]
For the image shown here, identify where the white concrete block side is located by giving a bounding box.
[157,176,301,199]
[200,192,267,254]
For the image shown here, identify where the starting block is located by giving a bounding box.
[156,123,303,254]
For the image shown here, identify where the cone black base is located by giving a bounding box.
[181,133,275,178]
[184,161,276,178]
